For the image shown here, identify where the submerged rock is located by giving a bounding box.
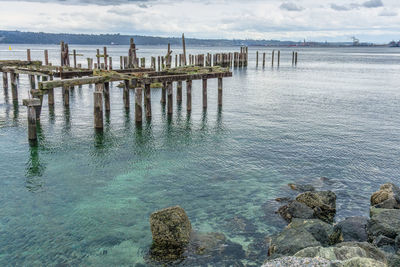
[296,191,336,223]
[224,215,257,235]
[276,201,315,222]
[333,216,369,242]
[268,219,340,257]
[149,206,192,261]
[371,183,400,209]
[288,183,316,192]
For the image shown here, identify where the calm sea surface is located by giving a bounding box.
[0,44,400,266]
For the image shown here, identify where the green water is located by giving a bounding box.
[1,45,400,266]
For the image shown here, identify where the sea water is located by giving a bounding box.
[0,45,400,266]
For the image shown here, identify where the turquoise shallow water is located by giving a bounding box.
[1,45,400,266]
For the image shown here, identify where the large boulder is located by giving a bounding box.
[296,191,336,223]
[276,200,315,222]
[371,183,400,209]
[268,219,340,257]
[367,209,400,240]
[149,206,192,261]
[333,216,369,242]
[262,256,337,266]
[294,242,387,266]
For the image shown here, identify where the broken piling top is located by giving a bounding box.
[23,98,41,107]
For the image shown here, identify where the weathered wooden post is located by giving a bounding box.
[94,83,104,129]
[62,86,69,107]
[218,77,223,106]
[158,56,161,71]
[167,81,173,114]
[135,87,143,122]
[141,58,145,68]
[161,82,166,104]
[202,78,207,109]
[23,98,40,141]
[48,87,54,106]
[44,50,49,65]
[96,49,101,69]
[27,49,31,61]
[292,51,295,65]
[10,71,17,102]
[263,52,266,68]
[2,72,8,90]
[109,57,113,70]
[144,82,151,118]
[73,49,77,68]
[186,80,192,112]
[278,50,280,67]
[103,47,108,70]
[256,51,259,67]
[123,80,130,109]
[175,55,178,67]
[120,56,123,69]
[272,50,275,66]
[104,82,110,112]
[161,57,165,70]
[182,33,187,65]
[177,81,182,103]
[295,52,298,65]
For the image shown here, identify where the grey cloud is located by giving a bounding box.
[0,0,149,5]
[362,0,383,8]
[330,4,351,11]
[379,9,397,16]
[280,2,304,11]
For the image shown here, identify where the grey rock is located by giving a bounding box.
[268,219,339,257]
[296,191,336,223]
[371,183,400,209]
[262,256,336,267]
[277,201,315,222]
[334,216,369,242]
[373,235,396,247]
[368,209,400,240]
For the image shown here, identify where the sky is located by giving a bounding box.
[0,0,399,43]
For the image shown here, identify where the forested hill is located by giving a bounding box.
[0,30,298,46]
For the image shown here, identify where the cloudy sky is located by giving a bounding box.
[0,0,399,43]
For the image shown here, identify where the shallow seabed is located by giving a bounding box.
[1,45,400,266]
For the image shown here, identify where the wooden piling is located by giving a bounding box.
[44,50,49,66]
[202,78,207,109]
[161,82,166,104]
[10,71,17,102]
[177,81,182,103]
[272,50,275,66]
[62,86,69,107]
[135,87,143,122]
[123,80,130,109]
[158,56,161,71]
[295,52,298,65]
[186,80,192,112]
[263,52,266,68]
[182,33,187,65]
[28,104,37,141]
[292,51,295,65]
[104,82,110,112]
[218,77,223,106]
[144,82,151,118]
[96,49,100,69]
[120,56,123,69]
[94,83,104,129]
[103,47,108,70]
[256,51,259,67]
[48,88,54,106]
[109,57,113,70]
[167,81,173,114]
[278,50,280,67]
[2,72,8,89]
[73,49,77,68]
[27,49,31,61]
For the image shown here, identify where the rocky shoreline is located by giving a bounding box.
[146,182,400,266]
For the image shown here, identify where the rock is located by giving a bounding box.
[373,235,396,247]
[224,215,257,235]
[189,231,227,255]
[334,216,369,242]
[371,183,400,209]
[368,209,400,240]
[149,206,192,261]
[296,191,336,223]
[268,219,339,257]
[386,253,400,267]
[262,256,336,267]
[295,242,387,266]
[276,201,315,222]
[288,183,316,192]
[370,207,393,218]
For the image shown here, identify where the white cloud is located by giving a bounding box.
[0,0,399,42]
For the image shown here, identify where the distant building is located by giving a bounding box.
[389,41,400,47]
